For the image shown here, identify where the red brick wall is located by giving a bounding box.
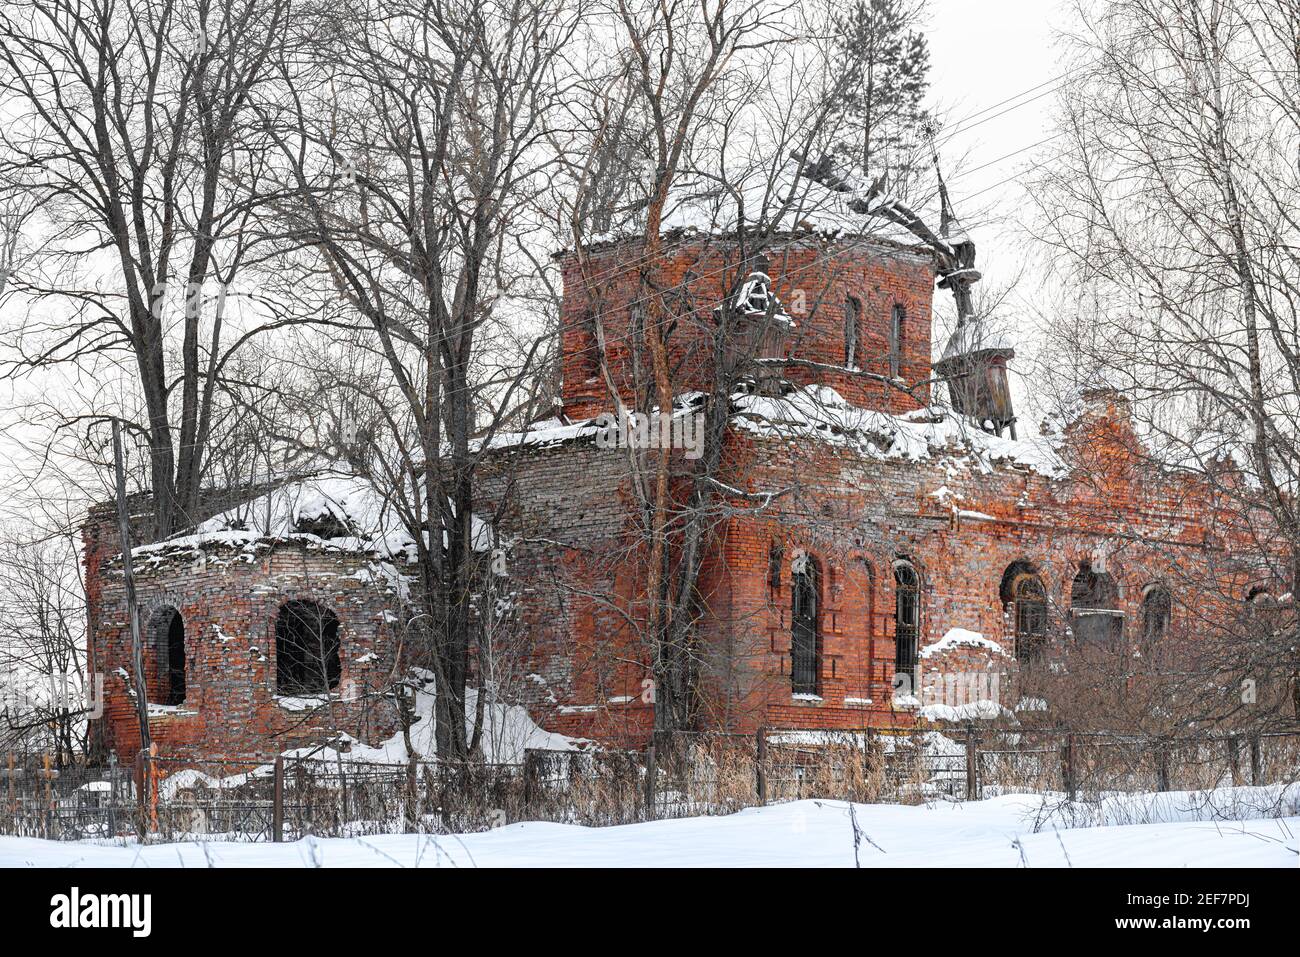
[475,394,1272,742]
[90,542,403,761]
[83,253,1275,757]
[559,236,936,420]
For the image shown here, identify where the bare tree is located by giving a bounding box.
[0,0,304,539]
[0,533,89,767]
[266,0,580,760]
[1029,0,1300,726]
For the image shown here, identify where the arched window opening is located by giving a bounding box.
[1070,563,1123,644]
[1000,562,1047,666]
[844,297,862,368]
[572,312,602,385]
[150,606,186,706]
[275,600,342,695]
[791,554,820,695]
[1141,586,1172,643]
[888,304,905,378]
[894,560,920,692]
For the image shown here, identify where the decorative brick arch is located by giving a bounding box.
[1139,581,1172,643]
[1000,560,1048,665]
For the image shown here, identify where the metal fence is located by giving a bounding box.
[3,726,1298,842]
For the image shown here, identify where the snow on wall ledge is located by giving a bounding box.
[730,385,1065,476]
[487,385,1066,478]
[919,628,1008,660]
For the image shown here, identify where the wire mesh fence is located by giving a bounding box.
[3,726,1298,842]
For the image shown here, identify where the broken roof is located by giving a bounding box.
[578,159,933,252]
[485,385,1066,477]
[130,472,494,563]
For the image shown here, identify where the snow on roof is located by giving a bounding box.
[731,385,1066,476]
[916,700,1011,722]
[585,159,928,250]
[485,386,1064,478]
[480,392,708,454]
[132,471,493,563]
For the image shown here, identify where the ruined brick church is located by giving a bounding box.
[84,164,1272,760]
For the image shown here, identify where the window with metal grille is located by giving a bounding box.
[1013,574,1047,666]
[791,557,819,695]
[894,561,920,692]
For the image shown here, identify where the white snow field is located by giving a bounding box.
[1,790,1296,868]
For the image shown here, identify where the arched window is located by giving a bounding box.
[888,304,905,378]
[790,554,820,695]
[275,600,342,695]
[150,606,186,706]
[1141,585,1171,642]
[844,297,862,368]
[577,313,603,383]
[1000,562,1047,666]
[1070,562,1123,644]
[894,560,920,692]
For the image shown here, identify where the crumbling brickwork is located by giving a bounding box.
[478,392,1264,739]
[90,538,403,760]
[84,234,1278,759]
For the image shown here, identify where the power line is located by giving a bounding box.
[555,67,1092,293]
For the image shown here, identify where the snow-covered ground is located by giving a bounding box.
[2,791,1295,868]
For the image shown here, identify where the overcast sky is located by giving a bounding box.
[924,0,1070,423]
[0,1,1072,529]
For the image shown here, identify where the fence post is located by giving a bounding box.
[405,756,419,830]
[1249,734,1262,785]
[643,743,656,822]
[106,752,118,837]
[1062,733,1078,802]
[1156,738,1170,792]
[755,728,767,806]
[272,755,284,843]
[133,749,147,843]
[1227,734,1242,787]
[964,722,978,800]
[147,742,159,835]
[523,750,537,813]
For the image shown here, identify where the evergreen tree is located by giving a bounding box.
[831,0,931,189]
